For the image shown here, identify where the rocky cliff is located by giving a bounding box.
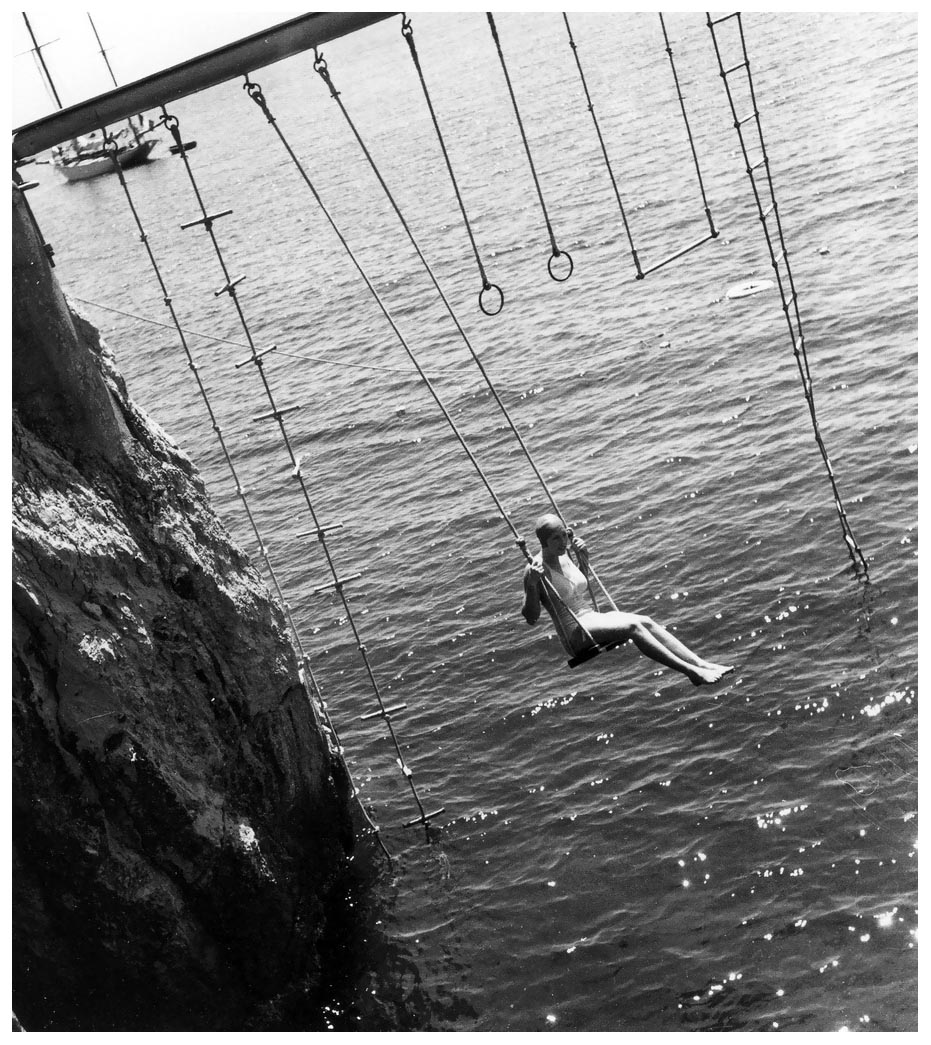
[12,186,369,1031]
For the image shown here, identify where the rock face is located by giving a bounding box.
[12,188,363,1031]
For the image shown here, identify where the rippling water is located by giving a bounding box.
[23,11,917,1032]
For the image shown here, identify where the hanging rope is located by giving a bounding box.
[659,15,717,242]
[485,13,573,282]
[401,14,503,316]
[705,12,869,576]
[243,73,617,663]
[562,13,641,278]
[98,125,392,861]
[156,110,440,846]
[626,14,720,280]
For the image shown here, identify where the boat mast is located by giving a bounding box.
[87,12,142,142]
[21,12,63,109]
[88,12,118,88]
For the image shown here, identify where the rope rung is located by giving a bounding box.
[761,202,776,220]
[180,208,232,230]
[361,702,408,721]
[772,249,786,268]
[737,110,758,127]
[15,180,40,192]
[291,455,302,478]
[749,156,768,173]
[214,274,246,297]
[781,292,798,312]
[723,60,748,77]
[638,231,718,279]
[311,571,362,596]
[295,523,345,541]
[403,807,446,828]
[251,402,302,423]
[234,344,277,369]
[709,12,740,26]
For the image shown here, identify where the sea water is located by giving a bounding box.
[23,11,917,1032]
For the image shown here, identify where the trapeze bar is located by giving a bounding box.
[214,275,246,297]
[12,12,398,159]
[294,523,345,541]
[360,702,408,721]
[311,571,362,596]
[251,403,302,423]
[234,344,277,369]
[180,209,233,230]
[403,808,446,828]
[637,231,718,279]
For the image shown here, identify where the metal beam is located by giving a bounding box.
[12,11,397,160]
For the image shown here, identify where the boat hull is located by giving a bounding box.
[56,139,157,182]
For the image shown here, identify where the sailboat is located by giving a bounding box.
[50,125,158,182]
[22,12,160,182]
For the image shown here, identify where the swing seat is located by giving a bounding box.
[567,640,623,669]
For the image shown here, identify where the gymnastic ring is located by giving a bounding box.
[479,282,504,316]
[547,249,574,283]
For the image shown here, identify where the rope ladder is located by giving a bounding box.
[706,11,869,576]
[98,126,395,860]
[164,109,444,840]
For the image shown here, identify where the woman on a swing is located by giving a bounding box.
[521,514,734,685]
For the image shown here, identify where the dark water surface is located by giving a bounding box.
[24,11,917,1032]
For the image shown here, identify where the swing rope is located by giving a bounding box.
[160,108,440,841]
[485,12,573,282]
[401,14,504,316]
[243,73,616,663]
[706,12,869,576]
[308,50,619,615]
[99,125,393,861]
[562,13,642,278]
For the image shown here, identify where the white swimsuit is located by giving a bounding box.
[526,554,597,654]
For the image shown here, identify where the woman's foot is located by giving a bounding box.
[689,662,734,686]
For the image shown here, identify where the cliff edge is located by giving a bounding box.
[12,186,363,1031]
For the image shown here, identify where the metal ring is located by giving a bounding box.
[547,249,574,283]
[478,283,504,316]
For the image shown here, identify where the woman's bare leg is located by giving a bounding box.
[640,616,716,669]
[583,612,733,685]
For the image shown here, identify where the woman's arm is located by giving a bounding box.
[521,563,544,625]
